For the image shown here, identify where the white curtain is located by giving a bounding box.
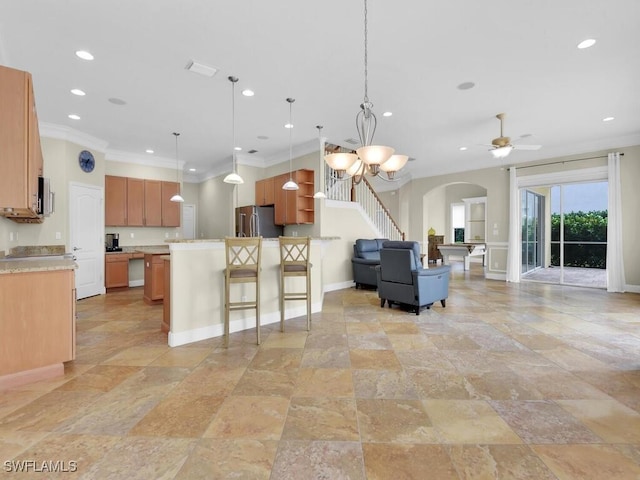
[607,152,625,292]
[506,167,520,282]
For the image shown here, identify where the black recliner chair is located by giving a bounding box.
[351,238,388,289]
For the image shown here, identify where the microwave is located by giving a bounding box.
[38,177,54,217]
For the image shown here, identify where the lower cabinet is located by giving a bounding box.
[0,269,75,379]
[144,254,165,305]
[105,253,130,288]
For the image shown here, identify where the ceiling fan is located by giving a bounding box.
[488,113,541,158]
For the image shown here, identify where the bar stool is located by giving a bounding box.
[278,236,312,332]
[223,236,262,346]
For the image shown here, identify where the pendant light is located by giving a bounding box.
[282,97,299,190]
[313,125,327,199]
[170,132,185,202]
[223,76,244,184]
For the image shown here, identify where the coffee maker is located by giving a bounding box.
[105,233,121,252]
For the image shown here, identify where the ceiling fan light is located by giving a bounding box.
[490,145,513,159]
[170,193,185,203]
[223,172,244,184]
[356,145,395,166]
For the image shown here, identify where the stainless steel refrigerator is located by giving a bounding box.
[235,205,284,238]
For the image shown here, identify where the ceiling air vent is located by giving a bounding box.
[185,60,218,77]
[248,149,258,154]
[344,138,359,145]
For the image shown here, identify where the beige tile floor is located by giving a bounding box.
[1,262,640,479]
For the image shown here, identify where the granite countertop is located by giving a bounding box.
[0,258,77,274]
[105,245,170,255]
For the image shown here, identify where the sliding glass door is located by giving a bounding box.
[521,190,544,274]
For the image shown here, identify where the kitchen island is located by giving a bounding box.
[165,238,332,347]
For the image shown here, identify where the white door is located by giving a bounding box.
[70,182,104,299]
[182,203,196,239]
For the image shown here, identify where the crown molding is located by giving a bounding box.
[262,138,318,167]
[39,122,110,152]
[105,149,183,170]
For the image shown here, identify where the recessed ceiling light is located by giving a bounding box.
[68,114,81,120]
[108,97,127,105]
[284,123,293,129]
[145,149,154,154]
[70,88,86,96]
[242,89,254,97]
[602,116,615,122]
[577,39,596,49]
[457,81,475,90]
[382,111,392,117]
[234,147,242,151]
[459,147,467,151]
[189,168,196,172]
[257,135,269,140]
[75,50,94,60]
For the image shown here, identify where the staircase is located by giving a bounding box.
[324,167,404,241]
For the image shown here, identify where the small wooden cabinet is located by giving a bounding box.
[144,254,165,305]
[144,180,162,227]
[428,235,444,263]
[105,253,130,289]
[255,177,275,206]
[0,65,44,221]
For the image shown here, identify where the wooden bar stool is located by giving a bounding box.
[223,236,262,346]
[278,236,312,332]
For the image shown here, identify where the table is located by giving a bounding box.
[437,243,486,271]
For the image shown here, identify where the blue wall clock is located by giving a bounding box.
[79,150,95,173]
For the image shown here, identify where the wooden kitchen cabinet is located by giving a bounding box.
[126,177,144,226]
[144,254,165,305]
[0,269,75,379]
[273,169,315,225]
[161,181,180,227]
[255,177,275,206]
[144,180,162,227]
[0,65,44,221]
[105,175,128,226]
[105,253,130,289]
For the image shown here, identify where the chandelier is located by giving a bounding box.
[324,0,408,182]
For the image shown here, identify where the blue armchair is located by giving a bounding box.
[352,238,388,289]
[376,240,450,315]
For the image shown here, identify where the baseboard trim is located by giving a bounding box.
[0,363,64,390]
[129,279,144,288]
[624,284,640,293]
[485,272,507,281]
[324,281,355,293]
[168,301,323,347]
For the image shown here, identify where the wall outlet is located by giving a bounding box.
[55,231,61,240]
[130,233,134,239]
[494,262,499,268]
[9,232,14,242]
[165,232,169,238]
[175,232,179,238]
[241,296,247,302]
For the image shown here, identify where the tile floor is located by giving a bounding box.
[1,263,640,479]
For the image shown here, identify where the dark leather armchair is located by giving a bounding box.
[351,238,388,289]
[376,240,450,315]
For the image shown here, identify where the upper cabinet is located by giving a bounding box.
[255,177,275,206]
[105,175,180,227]
[272,169,315,225]
[0,66,44,221]
[463,196,486,243]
